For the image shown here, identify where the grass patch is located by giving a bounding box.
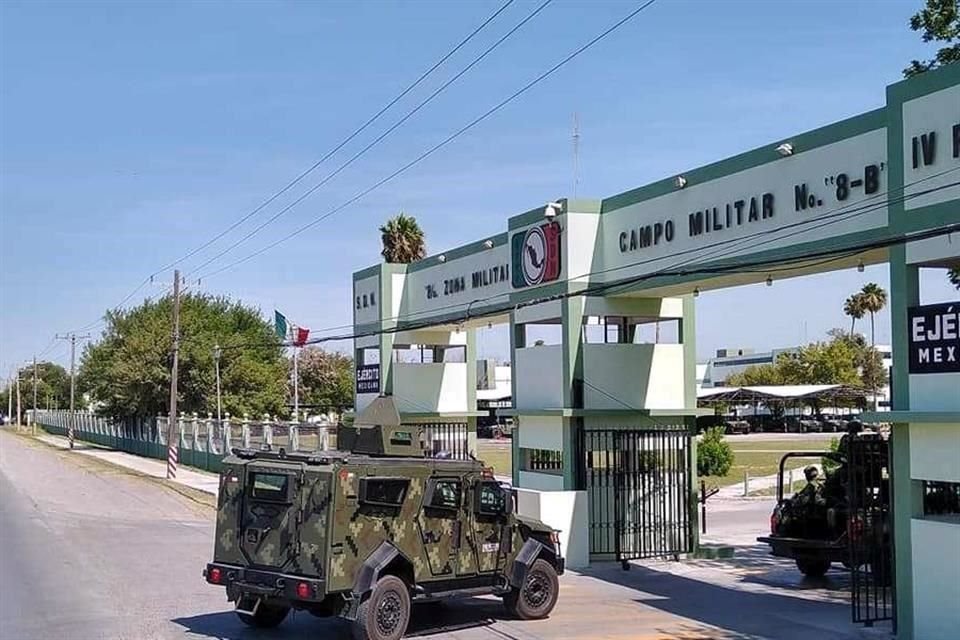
[749,479,806,497]
[727,438,834,452]
[477,440,512,478]
[702,450,828,488]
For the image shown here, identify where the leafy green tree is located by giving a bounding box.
[904,0,960,77]
[726,363,784,386]
[0,362,70,415]
[698,427,734,477]
[843,294,866,335]
[79,294,287,418]
[858,282,888,346]
[775,340,863,387]
[296,347,354,413]
[380,213,426,263]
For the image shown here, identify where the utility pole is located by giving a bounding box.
[56,332,91,449]
[213,344,222,423]
[16,367,22,428]
[166,270,181,480]
[7,371,12,424]
[32,356,37,434]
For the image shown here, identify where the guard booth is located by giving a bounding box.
[353,63,959,638]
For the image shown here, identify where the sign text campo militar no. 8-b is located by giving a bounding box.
[908,302,960,374]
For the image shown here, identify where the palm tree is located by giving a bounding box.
[379,213,426,264]
[949,266,960,290]
[843,294,865,336]
[859,283,888,346]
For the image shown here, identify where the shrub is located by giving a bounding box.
[822,436,841,473]
[698,427,734,477]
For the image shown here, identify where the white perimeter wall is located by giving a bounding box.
[912,518,960,640]
[908,372,960,412]
[514,345,564,410]
[909,423,960,483]
[582,343,685,410]
[393,362,467,413]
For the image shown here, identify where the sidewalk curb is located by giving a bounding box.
[9,429,218,509]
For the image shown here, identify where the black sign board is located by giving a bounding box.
[356,364,380,394]
[908,301,960,374]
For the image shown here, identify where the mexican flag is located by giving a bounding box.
[294,327,310,347]
[274,310,288,339]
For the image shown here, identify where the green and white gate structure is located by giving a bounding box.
[353,64,959,638]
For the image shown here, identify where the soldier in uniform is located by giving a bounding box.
[793,466,825,508]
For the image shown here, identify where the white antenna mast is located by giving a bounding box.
[572,112,580,198]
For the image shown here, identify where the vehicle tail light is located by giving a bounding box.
[296,582,311,599]
[209,567,222,584]
[848,515,864,541]
[770,512,779,534]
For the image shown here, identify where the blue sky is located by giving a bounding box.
[1,0,956,374]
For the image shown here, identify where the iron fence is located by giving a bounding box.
[848,434,894,626]
[423,422,470,460]
[578,427,692,562]
[31,410,336,474]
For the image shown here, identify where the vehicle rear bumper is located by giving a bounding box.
[756,536,846,561]
[204,562,325,602]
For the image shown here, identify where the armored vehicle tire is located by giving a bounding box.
[504,559,559,620]
[352,574,411,640]
[796,557,831,578]
[236,601,290,628]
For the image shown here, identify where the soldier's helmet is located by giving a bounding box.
[804,465,819,482]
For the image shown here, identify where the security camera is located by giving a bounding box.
[776,142,794,156]
[544,202,563,218]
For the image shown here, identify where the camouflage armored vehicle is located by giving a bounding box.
[204,398,564,640]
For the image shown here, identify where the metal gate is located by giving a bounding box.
[847,433,894,626]
[578,428,692,563]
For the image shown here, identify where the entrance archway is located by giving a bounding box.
[352,64,959,639]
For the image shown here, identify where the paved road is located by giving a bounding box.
[0,429,882,640]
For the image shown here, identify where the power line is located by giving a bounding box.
[188,0,554,275]
[190,177,960,354]
[301,221,960,348]
[293,171,960,335]
[105,172,960,360]
[195,0,662,280]
[54,1,518,334]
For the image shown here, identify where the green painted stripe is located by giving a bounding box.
[352,264,382,281]
[886,61,960,104]
[404,232,509,273]
[602,108,887,213]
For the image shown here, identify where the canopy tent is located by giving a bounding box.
[696,384,869,406]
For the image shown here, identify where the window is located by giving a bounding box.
[250,473,290,502]
[393,344,467,364]
[923,481,960,519]
[524,448,563,472]
[359,477,410,507]
[426,478,461,511]
[476,481,507,516]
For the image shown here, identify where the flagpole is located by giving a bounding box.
[293,344,300,422]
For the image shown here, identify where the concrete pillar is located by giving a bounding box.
[223,413,232,453]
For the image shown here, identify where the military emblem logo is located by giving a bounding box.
[511,221,561,288]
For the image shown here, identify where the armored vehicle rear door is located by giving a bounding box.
[461,476,510,576]
[239,460,305,570]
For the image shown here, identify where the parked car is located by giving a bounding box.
[723,419,752,435]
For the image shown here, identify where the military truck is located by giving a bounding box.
[204,398,564,640]
[757,429,890,578]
